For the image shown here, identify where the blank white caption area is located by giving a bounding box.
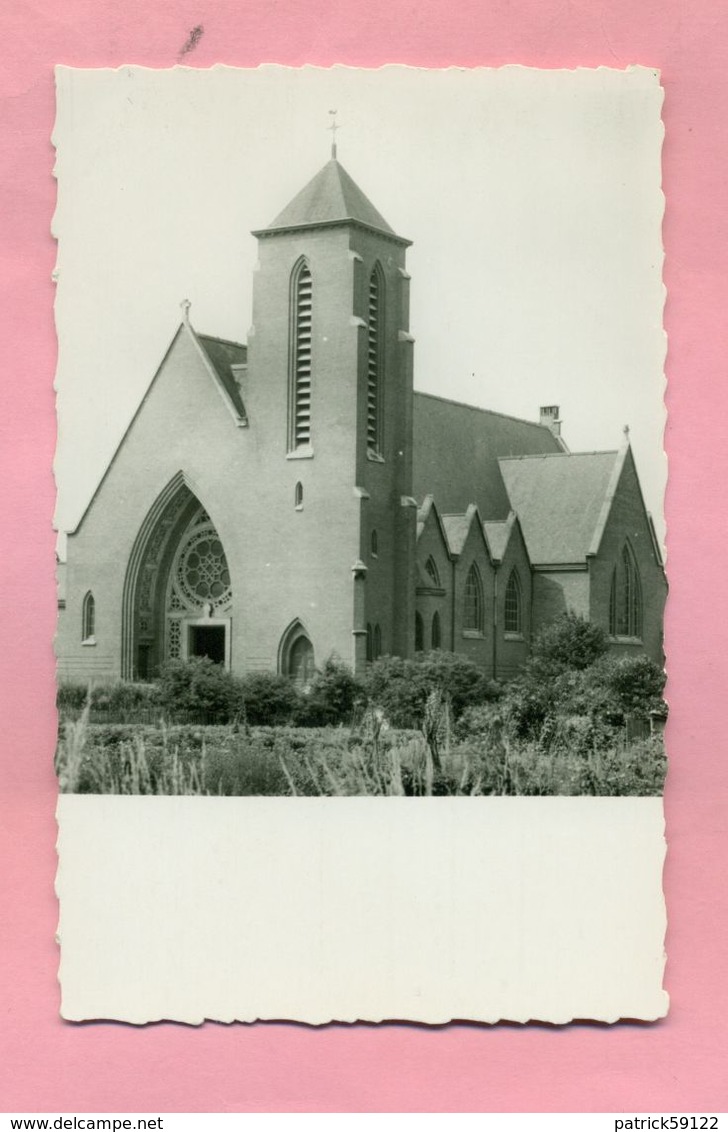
[57,796,667,1025]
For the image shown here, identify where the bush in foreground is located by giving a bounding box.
[157,657,240,721]
[363,651,497,729]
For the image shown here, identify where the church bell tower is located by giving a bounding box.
[246,144,416,672]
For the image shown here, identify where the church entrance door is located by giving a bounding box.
[188,624,226,665]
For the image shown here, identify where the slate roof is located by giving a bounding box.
[197,334,248,420]
[498,450,621,565]
[413,393,564,519]
[441,513,471,557]
[483,519,512,562]
[256,159,409,244]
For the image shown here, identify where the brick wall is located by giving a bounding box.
[493,521,532,681]
[588,448,667,663]
[58,220,414,682]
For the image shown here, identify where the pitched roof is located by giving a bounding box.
[69,323,249,535]
[413,393,564,519]
[196,334,248,420]
[441,513,471,557]
[498,450,621,565]
[256,159,409,244]
[416,494,451,553]
[483,518,512,561]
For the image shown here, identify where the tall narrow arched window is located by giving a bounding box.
[504,569,522,635]
[294,481,303,509]
[366,264,384,454]
[82,591,95,642]
[425,556,440,587]
[610,543,643,638]
[366,622,373,663]
[373,624,382,660]
[463,564,484,634]
[431,611,442,649]
[370,529,378,557]
[289,260,313,450]
[415,611,424,652]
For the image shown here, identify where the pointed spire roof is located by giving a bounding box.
[253,159,411,246]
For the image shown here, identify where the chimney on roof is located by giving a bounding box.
[539,405,562,438]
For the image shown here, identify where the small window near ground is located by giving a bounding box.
[373,624,382,659]
[294,481,304,509]
[366,622,373,663]
[431,611,441,649]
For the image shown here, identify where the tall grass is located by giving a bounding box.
[55,700,666,797]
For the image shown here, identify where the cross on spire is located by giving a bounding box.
[328,110,340,159]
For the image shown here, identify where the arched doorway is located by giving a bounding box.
[122,476,233,678]
[279,620,315,685]
[165,508,232,668]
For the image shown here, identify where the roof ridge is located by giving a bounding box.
[197,333,247,350]
[499,449,619,462]
[414,390,553,431]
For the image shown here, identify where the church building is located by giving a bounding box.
[56,152,667,685]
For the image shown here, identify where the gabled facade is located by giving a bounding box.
[56,154,666,685]
[500,445,666,662]
[483,512,532,681]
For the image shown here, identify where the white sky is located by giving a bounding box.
[53,65,666,551]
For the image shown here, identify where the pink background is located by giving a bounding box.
[1,0,726,1113]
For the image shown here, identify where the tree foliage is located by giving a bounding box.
[529,611,610,674]
[363,650,497,728]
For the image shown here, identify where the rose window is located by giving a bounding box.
[176,525,231,610]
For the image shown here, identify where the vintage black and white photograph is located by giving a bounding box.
[53,66,668,1024]
[54,65,667,801]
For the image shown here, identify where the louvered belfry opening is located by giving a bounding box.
[291,262,313,448]
[367,267,382,452]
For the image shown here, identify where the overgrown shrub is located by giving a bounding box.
[56,680,162,719]
[91,681,162,714]
[238,671,300,725]
[293,655,365,726]
[363,651,496,728]
[496,615,666,745]
[57,682,88,715]
[529,612,609,675]
[601,654,666,717]
[157,657,240,721]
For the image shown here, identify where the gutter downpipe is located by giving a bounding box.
[451,556,457,652]
[492,565,499,680]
